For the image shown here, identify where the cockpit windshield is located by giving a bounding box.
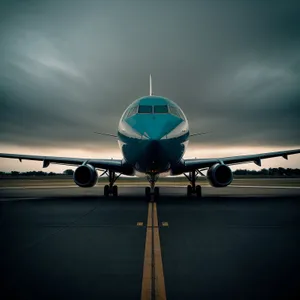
[124,103,184,120]
[169,106,184,119]
[154,105,168,113]
[126,106,138,118]
[138,105,152,113]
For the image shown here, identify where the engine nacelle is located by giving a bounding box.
[207,163,233,187]
[73,164,98,188]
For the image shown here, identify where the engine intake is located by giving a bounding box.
[207,163,233,187]
[73,164,98,188]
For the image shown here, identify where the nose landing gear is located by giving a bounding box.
[145,186,160,199]
[145,186,151,197]
[145,174,159,200]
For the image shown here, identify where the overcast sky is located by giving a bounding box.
[0,0,300,171]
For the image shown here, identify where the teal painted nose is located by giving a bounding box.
[126,114,182,140]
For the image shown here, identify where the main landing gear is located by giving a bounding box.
[145,174,159,200]
[184,170,202,197]
[103,170,121,197]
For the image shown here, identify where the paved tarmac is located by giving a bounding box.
[0,185,300,299]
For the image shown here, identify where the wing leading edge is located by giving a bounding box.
[0,153,134,175]
[178,148,300,173]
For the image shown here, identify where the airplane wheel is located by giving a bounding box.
[112,185,118,197]
[154,187,160,199]
[187,185,192,197]
[145,187,151,198]
[104,185,110,197]
[195,185,202,197]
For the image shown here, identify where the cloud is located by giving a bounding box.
[0,0,299,154]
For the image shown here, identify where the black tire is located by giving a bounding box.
[187,185,192,197]
[154,186,159,199]
[195,185,202,197]
[112,185,118,197]
[104,185,110,197]
[145,187,151,197]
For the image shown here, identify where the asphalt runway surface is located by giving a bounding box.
[0,185,300,300]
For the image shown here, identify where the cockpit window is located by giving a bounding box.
[154,105,168,113]
[169,106,184,120]
[138,105,152,113]
[126,106,138,118]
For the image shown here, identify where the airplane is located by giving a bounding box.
[1,75,300,198]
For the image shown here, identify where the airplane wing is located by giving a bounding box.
[178,148,300,173]
[0,153,134,175]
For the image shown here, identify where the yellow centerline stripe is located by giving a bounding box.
[141,202,153,300]
[141,202,167,300]
[153,202,167,300]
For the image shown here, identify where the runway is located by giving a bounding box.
[0,186,300,299]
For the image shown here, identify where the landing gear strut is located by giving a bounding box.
[145,174,159,200]
[184,170,202,197]
[103,170,121,197]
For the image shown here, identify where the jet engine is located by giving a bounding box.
[73,164,98,188]
[207,163,233,187]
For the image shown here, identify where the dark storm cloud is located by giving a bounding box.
[0,0,299,149]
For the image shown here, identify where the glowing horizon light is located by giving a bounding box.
[0,144,299,173]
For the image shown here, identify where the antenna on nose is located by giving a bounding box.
[149,74,153,96]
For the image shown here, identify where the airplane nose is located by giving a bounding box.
[142,118,181,140]
[144,139,171,172]
[147,139,160,152]
[125,113,183,140]
[144,127,167,140]
[145,139,163,170]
